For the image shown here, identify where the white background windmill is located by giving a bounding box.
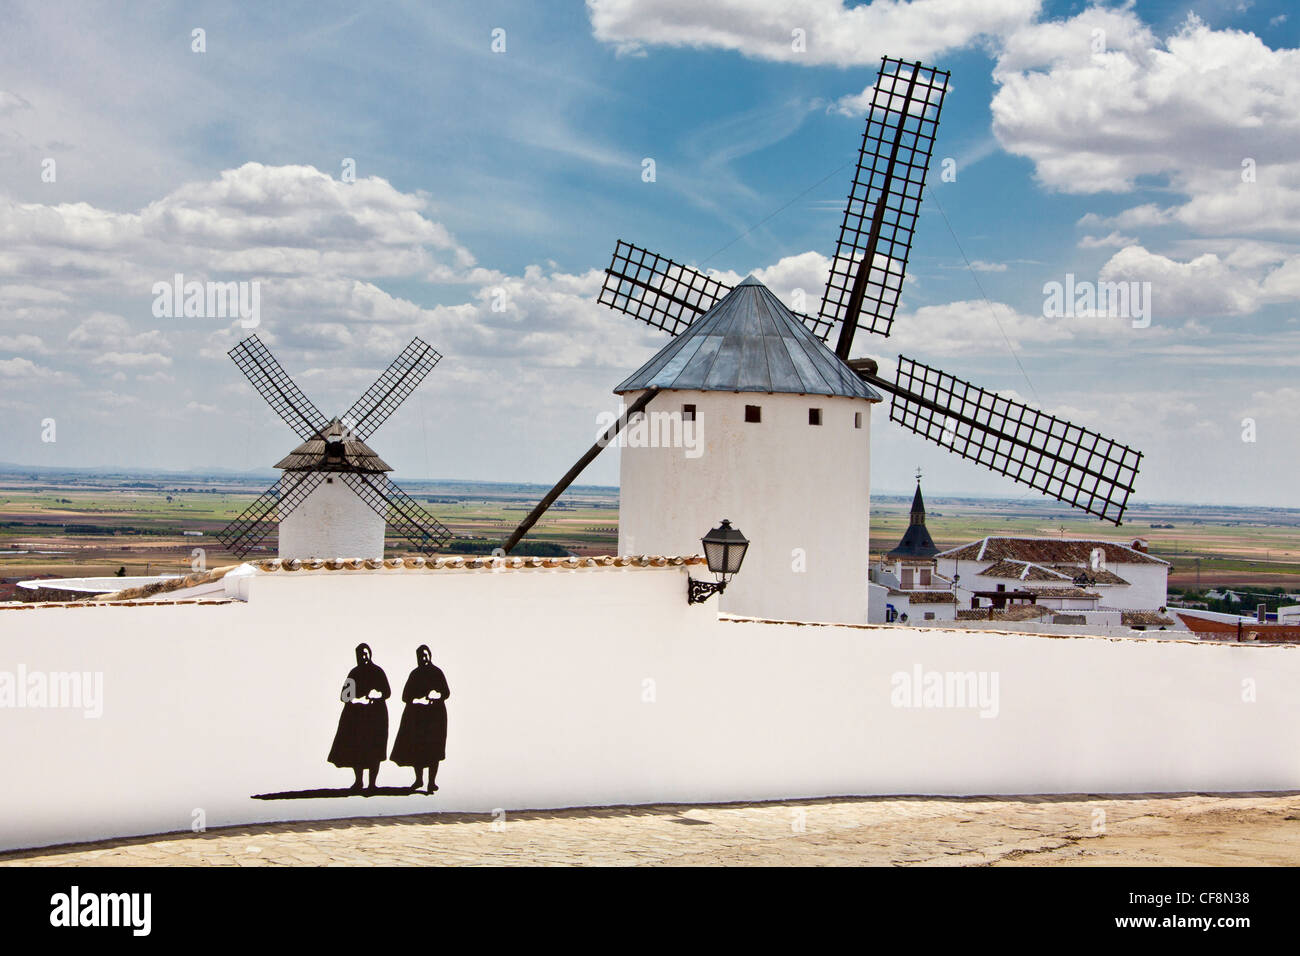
[218,335,452,561]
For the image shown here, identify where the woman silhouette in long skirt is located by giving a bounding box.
[327,643,391,792]
[390,645,450,793]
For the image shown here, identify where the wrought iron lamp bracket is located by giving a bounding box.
[687,577,728,605]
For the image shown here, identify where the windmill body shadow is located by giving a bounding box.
[219,335,452,560]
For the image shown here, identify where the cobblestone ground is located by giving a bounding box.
[3,793,1298,866]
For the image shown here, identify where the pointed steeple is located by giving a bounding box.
[888,476,939,559]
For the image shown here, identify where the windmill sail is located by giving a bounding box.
[820,57,949,352]
[340,471,453,555]
[217,472,328,558]
[342,338,442,441]
[599,240,834,340]
[228,335,330,441]
[877,356,1142,525]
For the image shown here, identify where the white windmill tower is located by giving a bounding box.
[612,275,881,622]
[504,58,1143,624]
[218,335,452,561]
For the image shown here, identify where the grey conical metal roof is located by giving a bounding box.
[614,276,882,400]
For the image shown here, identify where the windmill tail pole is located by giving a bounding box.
[503,388,661,554]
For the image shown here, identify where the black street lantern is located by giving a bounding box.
[688,519,749,604]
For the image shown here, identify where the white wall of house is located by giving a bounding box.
[867,582,889,624]
[3,563,1299,852]
[940,558,1168,610]
[906,602,956,623]
[1108,563,1170,609]
[278,476,385,561]
[619,388,873,625]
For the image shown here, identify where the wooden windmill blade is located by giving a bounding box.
[217,472,328,558]
[858,356,1143,525]
[820,57,950,357]
[338,471,453,555]
[600,240,835,340]
[341,338,442,441]
[228,335,330,441]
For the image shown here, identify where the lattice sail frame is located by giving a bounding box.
[217,472,327,557]
[888,357,1142,524]
[598,241,835,341]
[340,472,452,555]
[229,335,329,441]
[819,57,949,341]
[591,61,1143,525]
[343,338,442,441]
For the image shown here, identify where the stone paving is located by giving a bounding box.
[3,792,1298,866]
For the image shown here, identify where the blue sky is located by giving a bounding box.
[2,0,1299,509]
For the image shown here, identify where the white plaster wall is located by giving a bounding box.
[279,477,385,560]
[618,389,873,624]
[867,582,888,624]
[1103,564,1169,609]
[909,603,956,622]
[1,566,1298,853]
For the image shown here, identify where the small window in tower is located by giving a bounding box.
[808,408,822,426]
[924,612,935,621]
[744,404,762,423]
[326,477,334,484]
[682,404,696,421]
[919,569,931,586]
[854,412,863,429]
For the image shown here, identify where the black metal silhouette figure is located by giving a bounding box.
[389,645,450,793]
[327,643,391,792]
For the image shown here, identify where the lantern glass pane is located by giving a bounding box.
[704,539,727,572]
[724,541,747,573]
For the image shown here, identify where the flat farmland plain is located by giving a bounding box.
[2,469,1296,594]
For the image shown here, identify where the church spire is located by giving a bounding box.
[888,472,939,559]
[909,472,927,526]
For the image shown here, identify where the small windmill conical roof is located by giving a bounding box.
[274,418,392,473]
[614,275,882,400]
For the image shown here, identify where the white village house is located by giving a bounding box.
[936,536,1170,612]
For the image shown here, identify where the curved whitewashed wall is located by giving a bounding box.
[1,564,1299,852]
[618,389,873,624]
[279,477,384,560]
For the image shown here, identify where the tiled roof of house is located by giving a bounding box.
[1121,611,1176,627]
[937,536,1168,566]
[957,604,1052,622]
[1047,564,1130,585]
[890,590,958,604]
[1022,586,1102,599]
[977,559,1072,582]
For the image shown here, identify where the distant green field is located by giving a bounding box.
[3,470,1298,590]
